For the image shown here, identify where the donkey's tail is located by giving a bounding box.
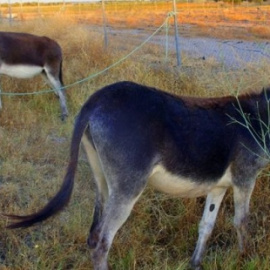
[5,103,92,229]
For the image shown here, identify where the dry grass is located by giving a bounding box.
[0,3,270,270]
[2,2,270,40]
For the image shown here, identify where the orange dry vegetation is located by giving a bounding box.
[1,2,270,40]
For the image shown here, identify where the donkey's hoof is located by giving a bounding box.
[60,113,68,122]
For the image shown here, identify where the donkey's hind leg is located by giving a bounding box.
[42,67,68,120]
[89,191,143,270]
[86,125,152,269]
[87,158,147,270]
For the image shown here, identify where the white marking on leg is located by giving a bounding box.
[191,187,228,268]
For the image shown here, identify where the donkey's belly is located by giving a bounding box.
[148,165,232,198]
[0,63,43,78]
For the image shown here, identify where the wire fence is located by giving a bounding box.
[1,1,270,98]
[1,2,270,24]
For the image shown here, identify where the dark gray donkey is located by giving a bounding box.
[5,81,270,269]
[0,31,68,120]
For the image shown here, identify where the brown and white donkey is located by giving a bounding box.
[0,31,68,120]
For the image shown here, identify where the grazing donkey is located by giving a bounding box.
[0,31,68,120]
[5,81,270,269]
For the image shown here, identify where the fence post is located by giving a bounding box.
[173,0,181,66]
[8,0,12,24]
[102,0,108,50]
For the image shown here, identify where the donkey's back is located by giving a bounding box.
[0,32,62,68]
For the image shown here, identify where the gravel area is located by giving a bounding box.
[89,25,270,69]
[154,34,270,68]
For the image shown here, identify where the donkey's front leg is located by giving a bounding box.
[191,187,227,269]
[233,182,255,254]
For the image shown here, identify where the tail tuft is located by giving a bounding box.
[5,214,45,229]
[4,161,75,229]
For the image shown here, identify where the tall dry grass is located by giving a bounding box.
[0,10,270,270]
